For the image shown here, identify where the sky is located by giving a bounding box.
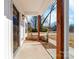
[44,0,74,26]
[69,0,74,24]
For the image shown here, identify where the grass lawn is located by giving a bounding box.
[48,32,74,48]
[69,33,74,48]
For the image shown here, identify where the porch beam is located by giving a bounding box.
[56,0,64,59]
[38,15,41,40]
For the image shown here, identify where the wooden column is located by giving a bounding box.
[38,15,41,40]
[56,0,64,59]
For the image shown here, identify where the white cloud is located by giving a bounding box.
[69,0,74,8]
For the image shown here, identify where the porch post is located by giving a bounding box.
[38,15,41,40]
[56,0,64,59]
[64,0,69,59]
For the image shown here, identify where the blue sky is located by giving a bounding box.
[44,0,74,26]
[69,0,74,24]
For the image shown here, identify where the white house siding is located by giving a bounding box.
[19,13,27,47]
[0,0,5,59]
[4,0,13,59]
[24,17,28,38]
[4,0,27,59]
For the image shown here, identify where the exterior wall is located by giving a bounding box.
[4,0,27,59]
[0,0,5,59]
[4,16,13,59]
[4,0,13,59]
[24,17,28,38]
[19,13,27,46]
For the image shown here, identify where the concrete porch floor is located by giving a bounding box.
[14,38,74,59]
[14,40,55,59]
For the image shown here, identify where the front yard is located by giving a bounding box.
[48,32,74,48]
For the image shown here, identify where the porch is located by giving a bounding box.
[14,33,74,59]
[4,0,73,59]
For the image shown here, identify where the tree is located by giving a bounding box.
[30,16,37,29]
[41,0,56,26]
[33,16,37,30]
[69,24,74,32]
